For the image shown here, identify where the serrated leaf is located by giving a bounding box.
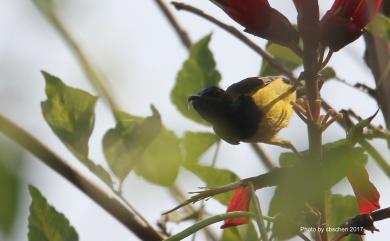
[347,110,379,146]
[28,186,78,241]
[260,42,302,76]
[103,106,162,180]
[320,67,336,81]
[368,14,390,41]
[181,132,219,163]
[41,71,113,186]
[0,144,21,235]
[327,194,360,241]
[135,128,182,186]
[184,163,239,205]
[171,34,221,125]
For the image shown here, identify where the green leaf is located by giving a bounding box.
[184,163,239,205]
[135,128,183,186]
[28,186,78,241]
[271,140,368,240]
[327,194,360,241]
[181,132,219,163]
[0,144,21,235]
[368,14,390,41]
[320,67,336,81]
[260,42,302,76]
[103,106,162,180]
[41,71,97,159]
[347,110,379,146]
[221,223,258,241]
[280,140,368,189]
[104,107,182,186]
[41,71,113,186]
[171,34,221,125]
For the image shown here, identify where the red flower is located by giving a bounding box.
[221,188,251,228]
[347,165,380,214]
[321,0,383,51]
[211,0,298,47]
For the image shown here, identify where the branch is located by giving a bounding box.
[249,183,269,241]
[33,0,119,111]
[334,77,377,99]
[250,144,276,170]
[168,186,218,241]
[165,211,259,241]
[171,1,296,81]
[153,0,191,49]
[163,168,285,214]
[0,115,164,241]
[331,207,390,241]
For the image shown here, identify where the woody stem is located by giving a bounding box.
[298,1,328,241]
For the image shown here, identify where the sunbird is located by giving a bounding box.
[188,76,296,149]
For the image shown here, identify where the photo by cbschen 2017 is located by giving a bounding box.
[1,1,390,241]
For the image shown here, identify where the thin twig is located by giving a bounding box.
[334,77,377,99]
[163,168,285,214]
[249,183,269,241]
[165,211,261,241]
[113,188,156,231]
[33,0,119,112]
[250,144,276,170]
[0,115,164,241]
[153,0,191,49]
[298,233,313,241]
[171,1,296,81]
[331,207,390,241]
[319,51,333,71]
[191,141,220,241]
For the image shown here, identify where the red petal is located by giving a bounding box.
[212,0,271,30]
[352,0,383,29]
[221,188,251,229]
[212,0,297,46]
[347,166,380,214]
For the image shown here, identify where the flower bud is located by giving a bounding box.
[212,0,299,47]
[321,0,383,51]
[221,188,251,228]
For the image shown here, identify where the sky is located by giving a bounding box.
[0,0,389,241]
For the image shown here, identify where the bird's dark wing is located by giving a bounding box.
[226,76,285,99]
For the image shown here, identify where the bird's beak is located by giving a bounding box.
[188,95,200,103]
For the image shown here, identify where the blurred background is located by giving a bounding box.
[0,0,389,241]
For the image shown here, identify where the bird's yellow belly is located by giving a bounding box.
[243,78,296,143]
[247,102,294,142]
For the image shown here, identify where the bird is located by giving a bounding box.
[188,76,297,150]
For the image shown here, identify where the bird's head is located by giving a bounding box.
[188,86,232,124]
